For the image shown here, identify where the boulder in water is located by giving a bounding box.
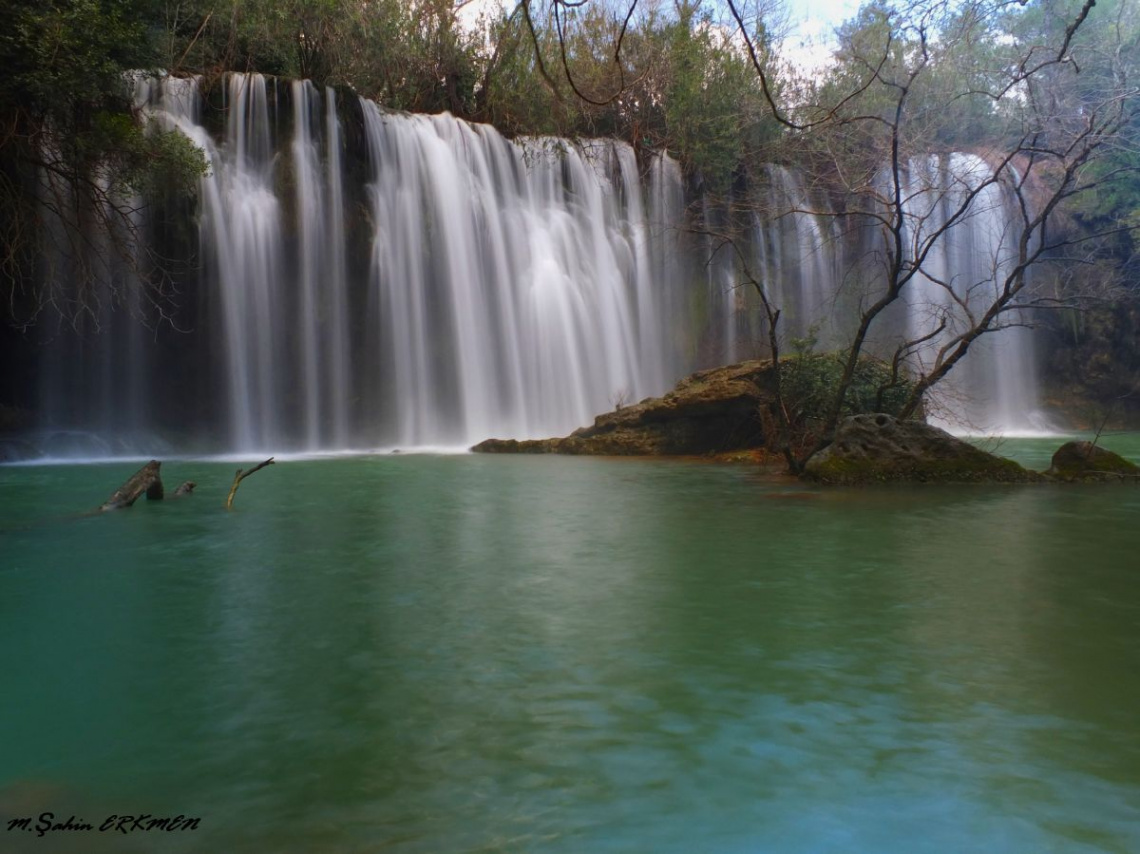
[803,414,1041,484]
[1047,440,1140,481]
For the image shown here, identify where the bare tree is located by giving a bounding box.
[779,0,1137,457]
[520,0,1139,470]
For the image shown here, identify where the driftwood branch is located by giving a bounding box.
[99,460,164,512]
[225,458,274,509]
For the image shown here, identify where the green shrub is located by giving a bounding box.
[780,352,915,428]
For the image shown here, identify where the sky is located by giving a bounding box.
[777,0,863,72]
[457,0,866,73]
[786,0,863,39]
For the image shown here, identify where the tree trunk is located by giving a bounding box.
[99,460,163,512]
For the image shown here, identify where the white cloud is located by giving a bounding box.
[778,0,860,75]
[456,0,508,34]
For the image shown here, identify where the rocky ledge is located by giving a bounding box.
[802,413,1042,484]
[472,360,1138,485]
[472,361,773,456]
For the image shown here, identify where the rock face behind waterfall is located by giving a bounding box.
[803,414,1041,484]
[472,361,773,455]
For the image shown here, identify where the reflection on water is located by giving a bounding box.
[1,446,1139,852]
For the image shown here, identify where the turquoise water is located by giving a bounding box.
[1,439,1139,852]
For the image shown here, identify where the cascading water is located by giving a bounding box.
[701,156,1050,435]
[119,73,690,452]
[143,73,289,450]
[757,167,843,346]
[31,102,161,458]
[323,85,352,449]
[291,79,351,449]
[360,106,688,445]
[895,154,1049,434]
[700,167,848,365]
[17,72,1054,460]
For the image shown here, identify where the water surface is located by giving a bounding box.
[2,440,1139,852]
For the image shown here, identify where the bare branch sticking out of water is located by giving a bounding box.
[225,458,275,510]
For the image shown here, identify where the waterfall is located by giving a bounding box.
[18,72,1054,459]
[290,80,352,449]
[324,85,351,448]
[145,73,288,450]
[131,74,690,451]
[897,154,1049,435]
[33,100,156,456]
[359,106,686,445]
[757,167,843,347]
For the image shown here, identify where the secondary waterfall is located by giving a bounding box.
[19,72,1052,458]
[895,154,1048,434]
[707,160,1049,435]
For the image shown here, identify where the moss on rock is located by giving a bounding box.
[1047,440,1140,481]
[803,413,1042,484]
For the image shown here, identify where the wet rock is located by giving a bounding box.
[473,361,773,456]
[1047,440,1140,481]
[802,413,1041,484]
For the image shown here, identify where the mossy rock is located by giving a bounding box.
[803,413,1042,484]
[472,355,920,457]
[473,360,773,456]
[1047,440,1140,481]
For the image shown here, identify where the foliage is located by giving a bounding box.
[152,0,783,185]
[656,3,774,186]
[162,0,485,114]
[1017,0,1140,265]
[1,0,153,112]
[780,350,915,428]
[0,0,207,322]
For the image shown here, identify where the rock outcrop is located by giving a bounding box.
[472,363,1140,485]
[473,361,773,455]
[1047,440,1140,481]
[803,413,1041,484]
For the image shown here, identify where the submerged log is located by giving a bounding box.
[174,481,197,496]
[99,460,164,512]
[225,458,274,509]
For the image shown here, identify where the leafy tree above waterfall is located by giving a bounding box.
[0,0,206,322]
[151,0,786,180]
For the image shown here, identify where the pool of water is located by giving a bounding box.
[2,438,1139,852]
